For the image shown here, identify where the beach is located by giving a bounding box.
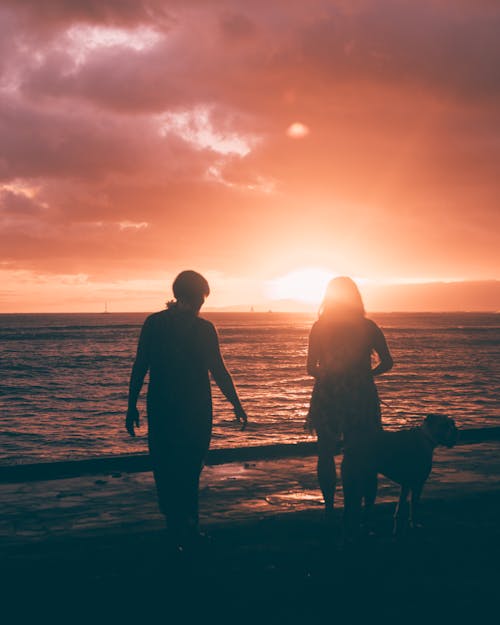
[3,441,499,623]
[2,3,500,623]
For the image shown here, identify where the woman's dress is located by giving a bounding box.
[306,317,382,446]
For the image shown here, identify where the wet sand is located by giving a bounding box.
[2,442,499,623]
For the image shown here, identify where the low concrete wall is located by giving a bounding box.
[1,426,499,483]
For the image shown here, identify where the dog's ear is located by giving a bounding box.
[444,418,459,448]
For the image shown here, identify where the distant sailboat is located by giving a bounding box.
[103,301,110,314]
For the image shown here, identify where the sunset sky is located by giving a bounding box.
[1,0,499,312]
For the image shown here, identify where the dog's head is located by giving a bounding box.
[424,414,458,448]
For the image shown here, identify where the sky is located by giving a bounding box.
[0,0,499,312]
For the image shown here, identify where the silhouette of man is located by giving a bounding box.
[126,270,247,547]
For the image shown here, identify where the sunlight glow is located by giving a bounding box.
[0,268,173,312]
[266,268,332,304]
[382,276,467,284]
[286,122,310,138]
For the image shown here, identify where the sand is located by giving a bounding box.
[2,442,499,623]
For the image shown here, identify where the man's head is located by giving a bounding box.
[172,270,210,311]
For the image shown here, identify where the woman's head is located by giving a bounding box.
[172,270,210,311]
[319,276,365,319]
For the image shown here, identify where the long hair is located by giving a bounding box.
[318,276,365,320]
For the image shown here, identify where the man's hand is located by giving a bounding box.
[303,415,314,434]
[126,406,140,437]
[233,405,248,431]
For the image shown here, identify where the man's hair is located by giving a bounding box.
[172,270,210,305]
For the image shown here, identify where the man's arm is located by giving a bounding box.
[206,324,248,429]
[126,318,151,436]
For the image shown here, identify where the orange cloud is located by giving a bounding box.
[0,1,499,311]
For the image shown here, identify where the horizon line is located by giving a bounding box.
[1,309,498,315]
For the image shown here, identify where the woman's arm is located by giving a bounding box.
[306,324,320,378]
[371,323,393,376]
[206,324,248,429]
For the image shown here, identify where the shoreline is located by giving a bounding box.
[2,441,499,546]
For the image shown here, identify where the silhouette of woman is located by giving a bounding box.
[126,270,248,547]
[305,277,393,537]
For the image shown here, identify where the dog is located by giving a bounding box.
[341,414,458,537]
[363,414,459,534]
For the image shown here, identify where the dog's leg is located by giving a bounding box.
[393,484,410,536]
[409,482,424,529]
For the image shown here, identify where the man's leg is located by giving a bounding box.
[173,446,206,536]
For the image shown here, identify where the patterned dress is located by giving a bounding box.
[306,316,384,447]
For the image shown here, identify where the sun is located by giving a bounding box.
[266,268,332,304]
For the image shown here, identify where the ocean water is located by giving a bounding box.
[1,312,499,465]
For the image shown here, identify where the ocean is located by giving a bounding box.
[1,312,499,466]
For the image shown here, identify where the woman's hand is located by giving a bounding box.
[304,414,314,434]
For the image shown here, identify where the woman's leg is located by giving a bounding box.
[362,471,378,531]
[342,429,378,540]
[316,432,337,513]
[341,447,363,540]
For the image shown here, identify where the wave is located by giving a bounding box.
[1,312,498,464]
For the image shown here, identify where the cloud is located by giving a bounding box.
[0,1,174,32]
[0,0,498,310]
[219,11,257,42]
[297,2,500,102]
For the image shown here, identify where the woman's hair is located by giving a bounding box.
[172,270,210,306]
[319,276,365,319]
